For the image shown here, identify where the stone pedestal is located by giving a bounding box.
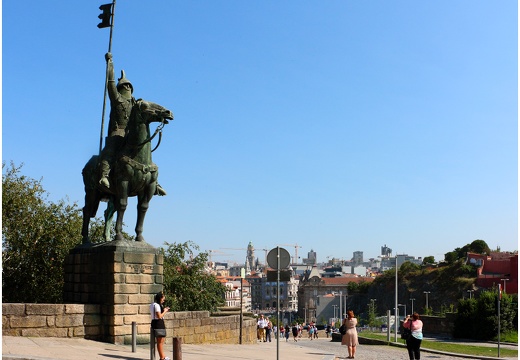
[63,240,163,344]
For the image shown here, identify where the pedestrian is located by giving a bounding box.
[285,325,290,342]
[257,315,268,342]
[341,310,358,359]
[279,324,284,339]
[291,323,299,342]
[150,292,170,360]
[403,312,423,360]
[266,319,272,342]
[308,323,314,339]
[314,325,318,339]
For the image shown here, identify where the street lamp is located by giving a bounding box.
[466,290,474,299]
[368,299,377,327]
[500,279,510,294]
[370,299,377,314]
[410,298,415,314]
[332,305,338,320]
[423,291,431,312]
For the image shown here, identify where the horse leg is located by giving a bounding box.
[82,189,100,244]
[81,207,91,244]
[114,181,129,241]
[135,180,156,242]
[103,198,115,242]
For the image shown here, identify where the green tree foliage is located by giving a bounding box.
[468,239,491,255]
[422,256,435,265]
[2,162,83,303]
[161,241,226,311]
[444,250,459,264]
[444,240,491,264]
[400,261,421,274]
[454,290,517,340]
[2,162,130,303]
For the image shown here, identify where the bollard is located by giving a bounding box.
[150,327,156,360]
[172,337,182,360]
[132,321,137,353]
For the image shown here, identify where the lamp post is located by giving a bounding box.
[369,299,377,327]
[423,291,431,312]
[410,298,415,314]
[466,290,474,299]
[239,277,243,344]
[500,279,510,294]
[370,299,377,313]
[332,305,338,321]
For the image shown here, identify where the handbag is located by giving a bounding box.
[401,321,411,340]
[154,328,166,337]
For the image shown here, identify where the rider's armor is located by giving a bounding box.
[99,68,135,189]
[98,61,166,196]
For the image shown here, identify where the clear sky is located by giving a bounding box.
[2,1,518,265]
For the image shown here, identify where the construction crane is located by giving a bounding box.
[207,249,230,263]
[278,243,302,264]
[221,247,269,266]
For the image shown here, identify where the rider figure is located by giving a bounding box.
[99,52,166,196]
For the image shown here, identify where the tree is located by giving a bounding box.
[444,251,458,264]
[2,162,128,303]
[161,241,226,311]
[400,261,421,274]
[422,256,435,265]
[468,239,490,255]
[446,240,491,263]
[454,290,517,340]
[2,162,84,303]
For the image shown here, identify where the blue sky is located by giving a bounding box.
[2,1,518,264]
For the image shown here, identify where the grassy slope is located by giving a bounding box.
[359,332,518,358]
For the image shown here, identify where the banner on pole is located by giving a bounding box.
[97,3,113,28]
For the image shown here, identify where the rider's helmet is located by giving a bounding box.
[117,70,134,93]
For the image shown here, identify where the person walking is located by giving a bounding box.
[257,315,268,342]
[150,292,170,360]
[285,324,290,342]
[403,312,423,360]
[308,323,314,340]
[291,323,299,342]
[341,310,358,359]
[265,319,272,342]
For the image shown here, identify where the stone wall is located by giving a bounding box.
[2,303,257,345]
[2,304,101,338]
[420,314,455,337]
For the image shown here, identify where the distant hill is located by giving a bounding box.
[348,259,477,319]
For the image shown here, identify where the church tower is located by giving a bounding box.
[246,241,255,273]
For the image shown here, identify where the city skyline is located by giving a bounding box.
[207,241,485,267]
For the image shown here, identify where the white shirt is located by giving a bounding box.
[257,318,268,328]
[150,302,161,320]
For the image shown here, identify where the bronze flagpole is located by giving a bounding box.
[99,0,117,155]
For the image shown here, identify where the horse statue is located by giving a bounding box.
[81,99,173,244]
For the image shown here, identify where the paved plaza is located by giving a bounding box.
[2,336,517,360]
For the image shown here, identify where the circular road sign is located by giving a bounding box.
[267,247,291,269]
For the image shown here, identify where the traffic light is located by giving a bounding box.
[97,3,113,28]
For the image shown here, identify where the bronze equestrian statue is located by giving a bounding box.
[81,54,173,244]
